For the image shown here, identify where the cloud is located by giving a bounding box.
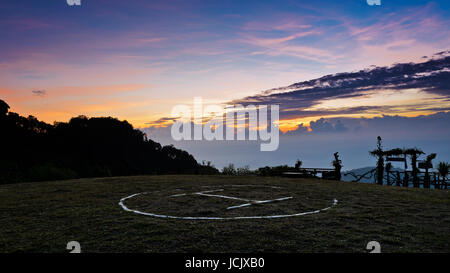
[240,31,336,63]
[235,3,450,69]
[142,52,450,133]
[230,52,450,121]
[0,18,56,30]
[142,112,450,143]
[309,119,348,133]
[32,90,46,97]
[285,111,450,137]
[145,117,179,127]
[140,111,450,170]
[242,16,313,32]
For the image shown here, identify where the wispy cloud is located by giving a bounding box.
[1,0,449,131]
[31,90,46,97]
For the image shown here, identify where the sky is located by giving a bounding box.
[1,0,449,170]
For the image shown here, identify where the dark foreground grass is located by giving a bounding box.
[0,175,448,253]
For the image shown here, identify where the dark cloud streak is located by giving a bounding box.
[32,90,46,97]
[231,51,450,118]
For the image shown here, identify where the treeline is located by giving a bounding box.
[221,155,342,179]
[0,99,218,184]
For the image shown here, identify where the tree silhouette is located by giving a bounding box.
[295,159,303,170]
[0,99,217,184]
[332,152,342,181]
[0,99,9,116]
[370,136,384,185]
[437,162,449,190]
[222,164,236,175]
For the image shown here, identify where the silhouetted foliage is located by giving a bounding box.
[424,153,436,188]
[221,164,237,175]
[332,152,342,181]
[257,165,296,176]
[295,159,303,170]
[222,164,256,176]
[199,161,220,175]
[437,162,449,190]
[0,99,9,116]
[0,99,217,184]
[236,165,254,176]
[370,136,384,185]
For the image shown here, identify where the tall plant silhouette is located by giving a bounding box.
[424,153,436,189]
[332,152,342,181]
[370,136,384,185]
[295,159,303,170]
[437,162,449,190]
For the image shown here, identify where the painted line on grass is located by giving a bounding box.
[118,185,338,220]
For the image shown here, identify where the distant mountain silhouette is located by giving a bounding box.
[0,99,218,184]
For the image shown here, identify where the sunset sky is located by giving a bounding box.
[1,0,449,131]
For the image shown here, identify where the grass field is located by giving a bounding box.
[0,175,449,253]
